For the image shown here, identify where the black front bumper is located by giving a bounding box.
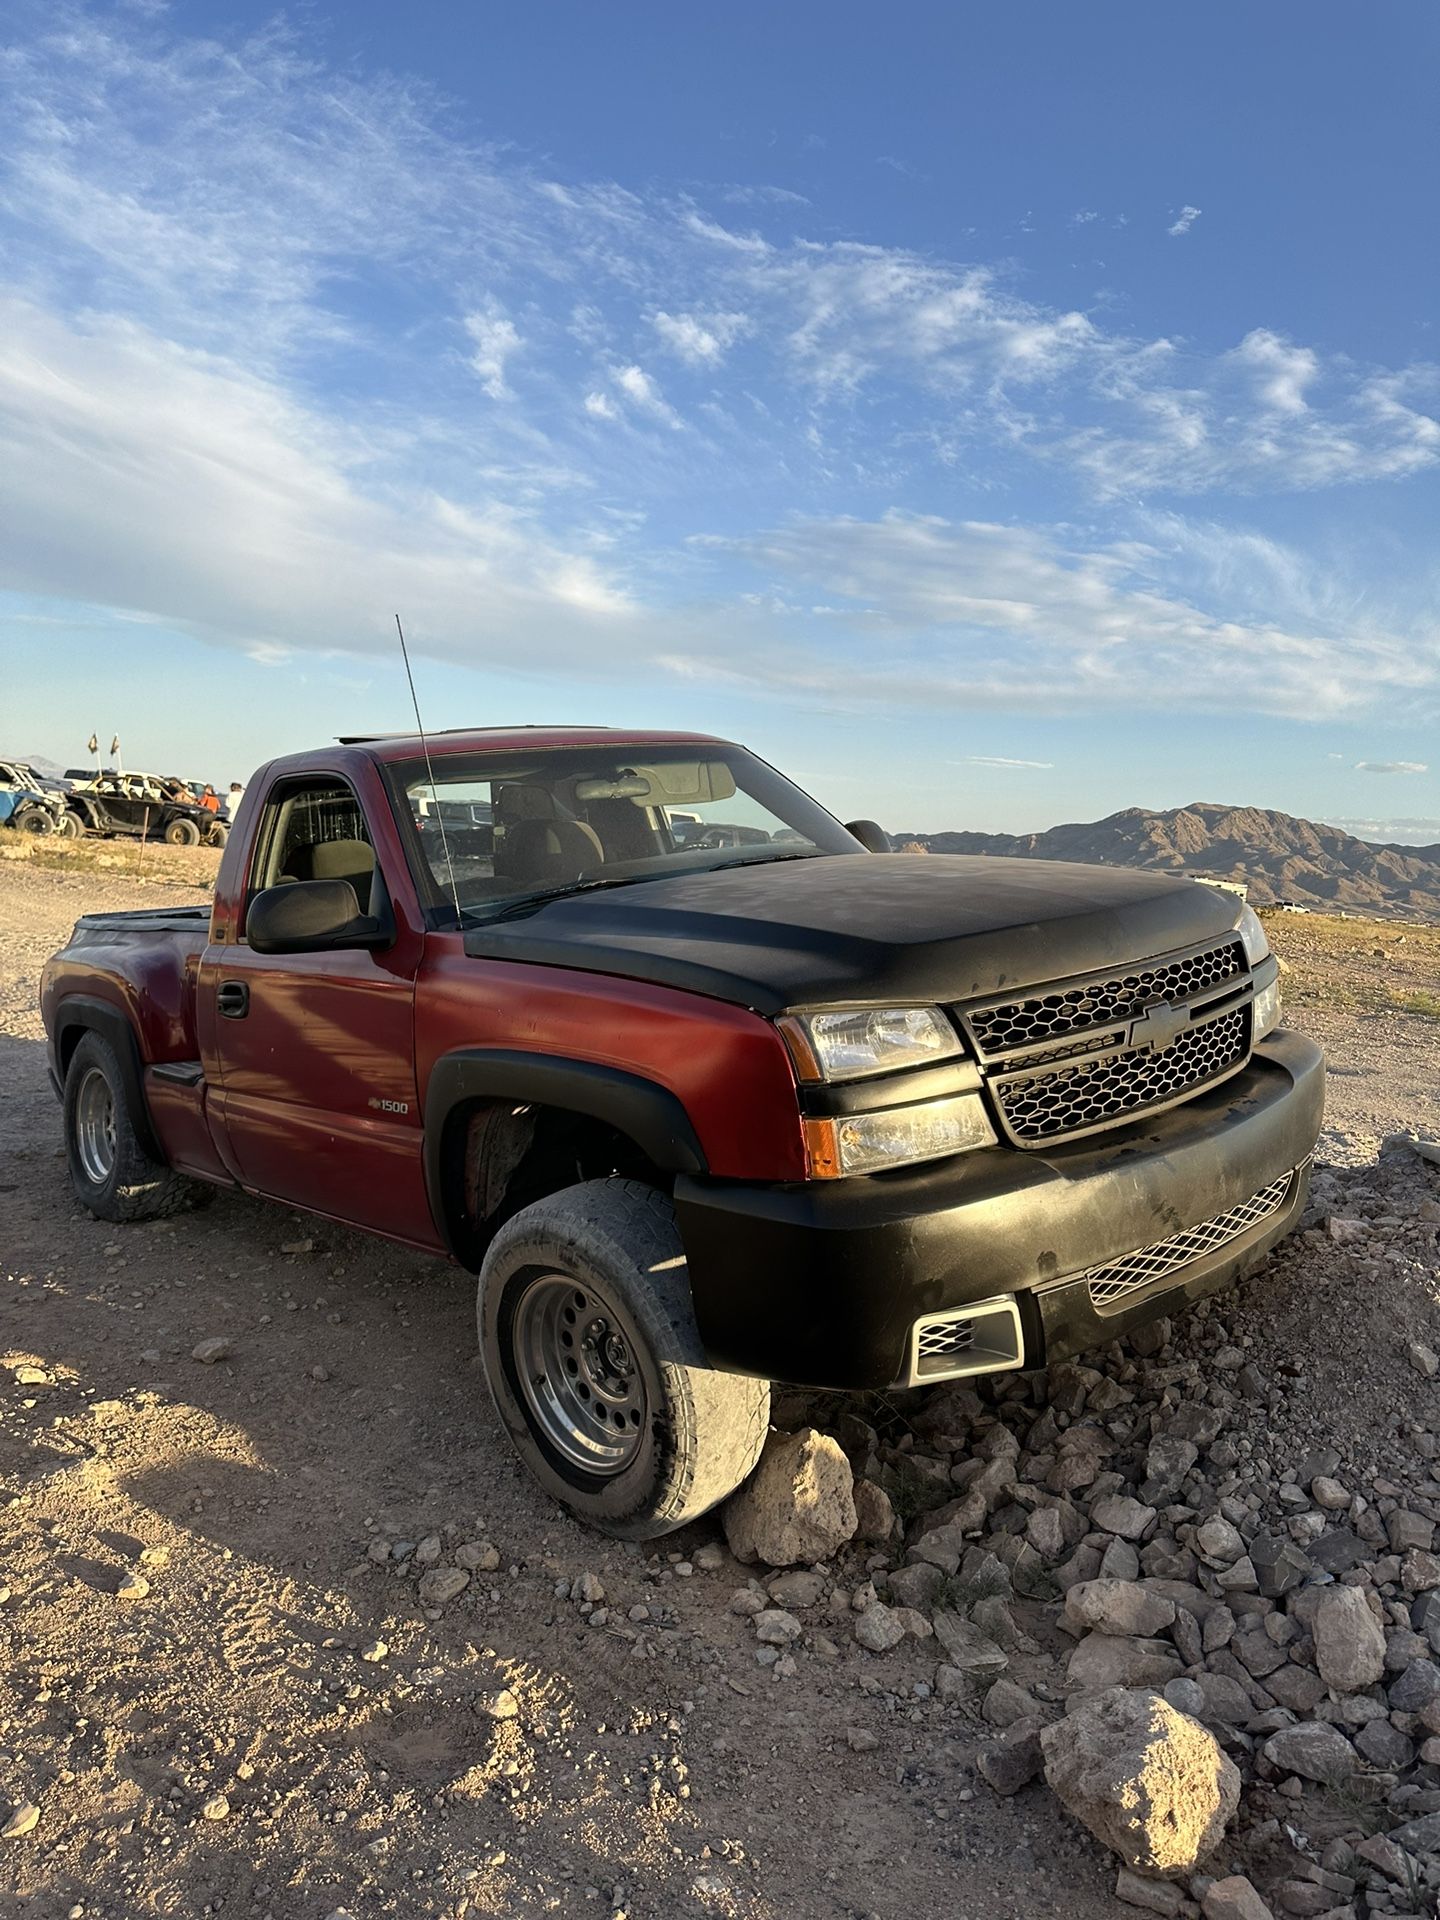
[675,1030,1324,1390]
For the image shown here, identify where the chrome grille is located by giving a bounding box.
[916,1319,976,1364]
[966,938,1247,1060]
[991,1006,1249,1145]
[1084,1166,1300,1312]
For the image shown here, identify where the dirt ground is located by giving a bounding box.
[1,847,1436,1919]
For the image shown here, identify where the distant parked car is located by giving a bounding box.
[0,759,73,836]
[61,770,228,848]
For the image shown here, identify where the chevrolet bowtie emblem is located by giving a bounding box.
[1130,1002,1187,1051]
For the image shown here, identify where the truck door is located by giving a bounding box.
[200,771,433,1243]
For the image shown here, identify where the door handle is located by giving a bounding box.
[217,980,250,1020]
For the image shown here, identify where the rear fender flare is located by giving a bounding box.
[424,1049,706,1262]
[53,996,164,1161]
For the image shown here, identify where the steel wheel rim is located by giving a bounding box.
[512,1273,647,1475]
[74,1066,117,1185]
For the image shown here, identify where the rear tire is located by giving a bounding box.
[63,1031,208,1222]
[15,806,54,835]
[56,810,82,839]
[478,1179,770,1539]
[207,823,228,849]
[164,817,202,846]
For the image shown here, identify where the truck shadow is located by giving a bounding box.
[5,1027,741,1911]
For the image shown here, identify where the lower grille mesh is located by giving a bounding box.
[1085,1165,1299,1312]
[916,1319,976,1364]
[993,1006,1249,1144]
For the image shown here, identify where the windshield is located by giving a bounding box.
[383,743,862,925]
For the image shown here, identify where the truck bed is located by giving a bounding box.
[70,905,211,936]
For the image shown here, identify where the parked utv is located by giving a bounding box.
[41,727,1323,1539]
[0,759,72,836]
[62,770,228,848]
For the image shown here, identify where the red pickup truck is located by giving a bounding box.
[42,727,1323,1538]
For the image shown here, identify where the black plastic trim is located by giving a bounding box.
[52,995,165,1161]
[423,1048,708,1260]
[675,1030,1324,1390]
[799,1057,984,1117]
[150,1060,205,1087]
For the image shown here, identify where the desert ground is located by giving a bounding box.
[2,840,1438,1919]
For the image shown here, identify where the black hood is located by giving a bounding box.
[462,853,1244,1015]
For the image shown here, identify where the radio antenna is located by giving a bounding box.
[395,614,463,928]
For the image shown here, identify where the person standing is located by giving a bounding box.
[200,784,221,814]
[225,781,245,822]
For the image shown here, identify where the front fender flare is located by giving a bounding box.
[423,1049,707,1262]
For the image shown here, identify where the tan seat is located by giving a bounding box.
[499,818,603,887]
[283,837,376,906]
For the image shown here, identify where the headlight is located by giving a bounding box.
[1237,904,1269,967]
[803,1094,997,1177]
[1253,975,1282,1041]
[779,1006,963,1082]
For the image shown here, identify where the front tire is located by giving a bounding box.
[478,1179,770,1539]
[63,1031,206,1222]
[14,806,54,835]
[207,823,229,849]
[164,817,202,846]
[56,809,82,839]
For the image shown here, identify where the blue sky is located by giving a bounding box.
[1,1,1437,840]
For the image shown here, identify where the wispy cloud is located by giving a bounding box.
[464,302,522,400]
[720,183,811,208]
[651,309,750,366]
[1335,817,1440,846]
[0,297,641,670]
[612,363,683,428]
[1168,205,1203,237]
[704,511,1439,720]
[958,756,1055,769]
[1355,760,1428,774]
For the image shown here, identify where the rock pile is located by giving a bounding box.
[724,1140,1440,1914]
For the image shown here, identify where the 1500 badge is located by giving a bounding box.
[367,1097,410,1115]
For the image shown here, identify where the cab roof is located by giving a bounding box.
[341,726,731,762]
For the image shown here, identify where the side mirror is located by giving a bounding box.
[843,818,891,854]
[246,878,394,955]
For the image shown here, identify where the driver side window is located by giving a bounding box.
[249,779,377,915]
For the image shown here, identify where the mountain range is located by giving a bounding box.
[897,803,1440,922]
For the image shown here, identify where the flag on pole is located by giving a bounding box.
[88,734,98,755]
[110,737,120,756]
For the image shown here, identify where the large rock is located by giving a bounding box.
[1092,1496,1158,1541]
[852,1478,896,1543]
[1313,1584,1386,1692]
[1065,1580,1177,1639]
[1067,1634,1182,1694]
[1202,1876,1274,1920]
[417,1566,470,1607]
[1116,1867,1188,1916]
[853,1602,905,1653]
[932,1612,1009,1689]
[723,1429,857,1567]
[1260,1721,1358,1788]
[1041,1687,1240,1879]
[976,1719,1044,1795]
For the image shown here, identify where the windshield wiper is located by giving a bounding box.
[469,875,651,925]
[468,849,824,926]
[708,850,825,872]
